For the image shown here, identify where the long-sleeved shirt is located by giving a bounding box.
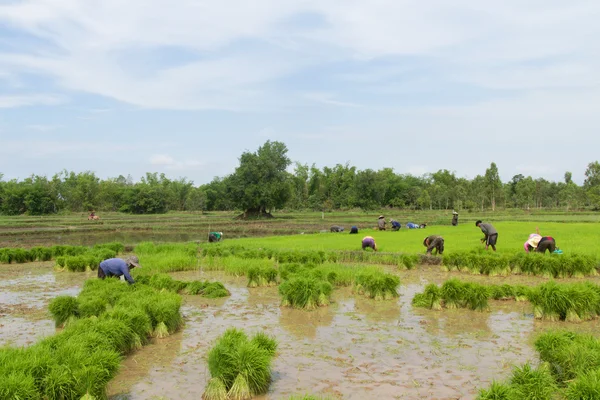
[391,220,401,228]
[479,223,497,237]
[99,258,135,284]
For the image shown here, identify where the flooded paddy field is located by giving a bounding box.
[3,261,599,399]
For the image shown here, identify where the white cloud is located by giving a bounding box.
[149,154,205,170]
[150,154,175,166]
[0,94,64,108]
[0,1,598,111]
[302,92,362,108]
[26,124,63,132]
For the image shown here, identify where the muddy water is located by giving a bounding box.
[3,264,600,399]
[0,262,84,346]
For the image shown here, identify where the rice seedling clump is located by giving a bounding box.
[353,270,399,301]
[204,328,278,400]
[279,274,332,310]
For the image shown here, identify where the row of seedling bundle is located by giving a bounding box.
[0,242,125,264]
[477,330,600,399]
[412,278,600,322]
[202,244,433,268]
[0,278,183,400]
[443,251,598,278]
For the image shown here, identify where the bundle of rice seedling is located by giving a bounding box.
[476,381,517,400]
[49,295,80,327]
[566,368,600,399]
[440,279,464,309]
[142,294,183,338]
[205,328,277,400]
[535,330,600,381]
[488,284,516,300]
[30,246,54,261]
[103,306,153,343]
[148,273,188,292]
[411,283,442,310]
[247,266,278,287]
[508,363,557,400]
[78,297,108,318]
[250,331,278,356]
[399,254,419,270]
[202,282,231,298]
[279,275,332,310]
[354,270,399,301]
[94,242,125,254]
[463,283,489,311]
[65,255,87,272]
[0,372,39,399]
[514,285,531,302]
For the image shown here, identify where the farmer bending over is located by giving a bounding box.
[349,226,359,234]
[423,235,444,255]
[476,220,498,252]
[390,219,401,231]
[362,236,378,251]
[524,228,557,254]
[208,232,223,242]
[98,256,141,285]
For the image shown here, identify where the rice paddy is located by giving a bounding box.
[3,211,600,399]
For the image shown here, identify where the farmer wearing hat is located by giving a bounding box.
[451,211,458,226]
[390,219,401,231]
[377,215,386,230]
[524,227,557,254]
[98,256,142,285]
[476,220,498,252]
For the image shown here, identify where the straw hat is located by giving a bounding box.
[378,215,384,219]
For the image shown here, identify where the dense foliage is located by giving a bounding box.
[1,143,599,214]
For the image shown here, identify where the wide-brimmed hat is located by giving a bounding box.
[378,215,384,219]
[127,255,142,268]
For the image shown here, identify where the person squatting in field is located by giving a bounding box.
[524,228,557,254]
[390,219,401,231]
[378,215,386,230]
[476,220,498,252]
[349,226,359,234]
[330,225,344,232]
[98,256,142,284]
[423,235,445,255]
[362,236,378,251]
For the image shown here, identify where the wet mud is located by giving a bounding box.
[2,263,600,399]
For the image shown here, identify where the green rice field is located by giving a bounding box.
[1,211,600,399]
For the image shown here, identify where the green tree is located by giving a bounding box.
[584,161,600,209]
[229,141,292,217]
[417,189,431,210]
[484,162,502,211]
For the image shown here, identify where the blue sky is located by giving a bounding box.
[1,0,599,185]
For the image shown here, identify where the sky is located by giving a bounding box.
[0,0,599,185]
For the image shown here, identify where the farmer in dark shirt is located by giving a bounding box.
[208,232,223,242]
[349,226,359,234]
[451,211,458,226]
[390,219,401,231]
[476,220,498,252]
[98,256,142,284]
[423,235,444,255]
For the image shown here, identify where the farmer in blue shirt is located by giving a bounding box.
[390,219,401,231]
[98,256,142,284]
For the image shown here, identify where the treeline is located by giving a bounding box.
[1,142,600,215]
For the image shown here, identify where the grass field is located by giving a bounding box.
[217,221,598,256]
[1,209,599,248]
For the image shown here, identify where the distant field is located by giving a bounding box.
[222,221,600,257]
[0,209,599,250]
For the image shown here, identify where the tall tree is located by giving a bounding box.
[229,141,292,218]
[584,161,600,210]
[484,162,502,211]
